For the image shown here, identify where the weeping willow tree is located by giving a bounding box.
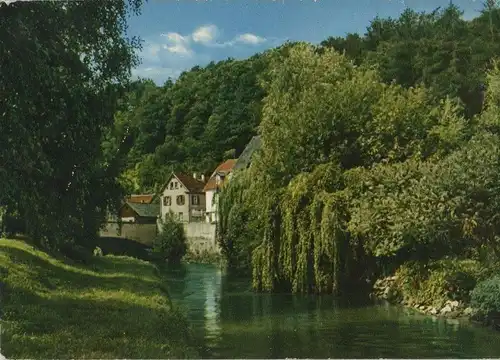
[217,166,266,276]
[219,43,475,294]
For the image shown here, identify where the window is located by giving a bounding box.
[174,181,178,189]
[163,196,171,206]
[178,212,183,221]
[170,182,174,190]
[192,195,200,205]
[176,195,185,205]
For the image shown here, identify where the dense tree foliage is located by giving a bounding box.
[0,0,142,250]
[218,38,500,296]
[321,4,500,118]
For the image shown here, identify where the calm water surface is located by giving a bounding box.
[163,263,500,358]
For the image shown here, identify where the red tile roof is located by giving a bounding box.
[203,159,237,192]
[157,172,206,194]
[175,173,206,193]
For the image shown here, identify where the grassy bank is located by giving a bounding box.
[0,238,199,358]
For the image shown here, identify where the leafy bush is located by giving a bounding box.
[471,275,500,319]
[153,213,187,264]
[394,259,483,307]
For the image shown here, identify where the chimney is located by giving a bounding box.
[201,174,205,182]
[193,172,197,180]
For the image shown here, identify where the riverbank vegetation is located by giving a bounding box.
[0,238,199,358]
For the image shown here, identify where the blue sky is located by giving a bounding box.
[128,0,483,84]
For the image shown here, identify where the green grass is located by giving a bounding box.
[0,238,199,359]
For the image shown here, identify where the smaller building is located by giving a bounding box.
[100,199,160,246]
[204,159,237,224]
[159,172,206,224]
[118,202,159,224]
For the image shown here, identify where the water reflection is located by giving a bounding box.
[162,264,500,359]
[203,267,221,348]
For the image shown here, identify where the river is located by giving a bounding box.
[163,263,500,358]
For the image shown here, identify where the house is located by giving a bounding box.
[118,201,160,224]
[159,173,206,224]
[233,135,262,171]
[99,198,160,245]
[203,159,237,224]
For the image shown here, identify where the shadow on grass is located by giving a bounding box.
[1,245,160,298]
[2,286,198,359]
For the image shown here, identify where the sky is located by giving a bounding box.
[127,0,484,85]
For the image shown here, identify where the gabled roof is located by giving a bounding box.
[127,194,154,204]
[233,135,262,171]
[160,172,206,194]
[204,159,237,192]
[122,202,160,218]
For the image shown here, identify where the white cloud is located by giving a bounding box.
[234,33,266,45]
[134,25,274,84]
[155,25,267,54]
[160,32,192,56]
[192,25,219,44]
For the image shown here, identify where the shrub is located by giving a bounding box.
[394,259,483,307]
[471,275,500,320]
[153,213,187,264]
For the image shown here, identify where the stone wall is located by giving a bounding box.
[184,222,219,254]
[100,222,157,246]
[157,220,219,254]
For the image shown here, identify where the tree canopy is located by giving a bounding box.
[0,0,142,249]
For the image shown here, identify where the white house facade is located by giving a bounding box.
[203,159,237,224]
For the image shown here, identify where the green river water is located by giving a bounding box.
[163,263,500,358]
